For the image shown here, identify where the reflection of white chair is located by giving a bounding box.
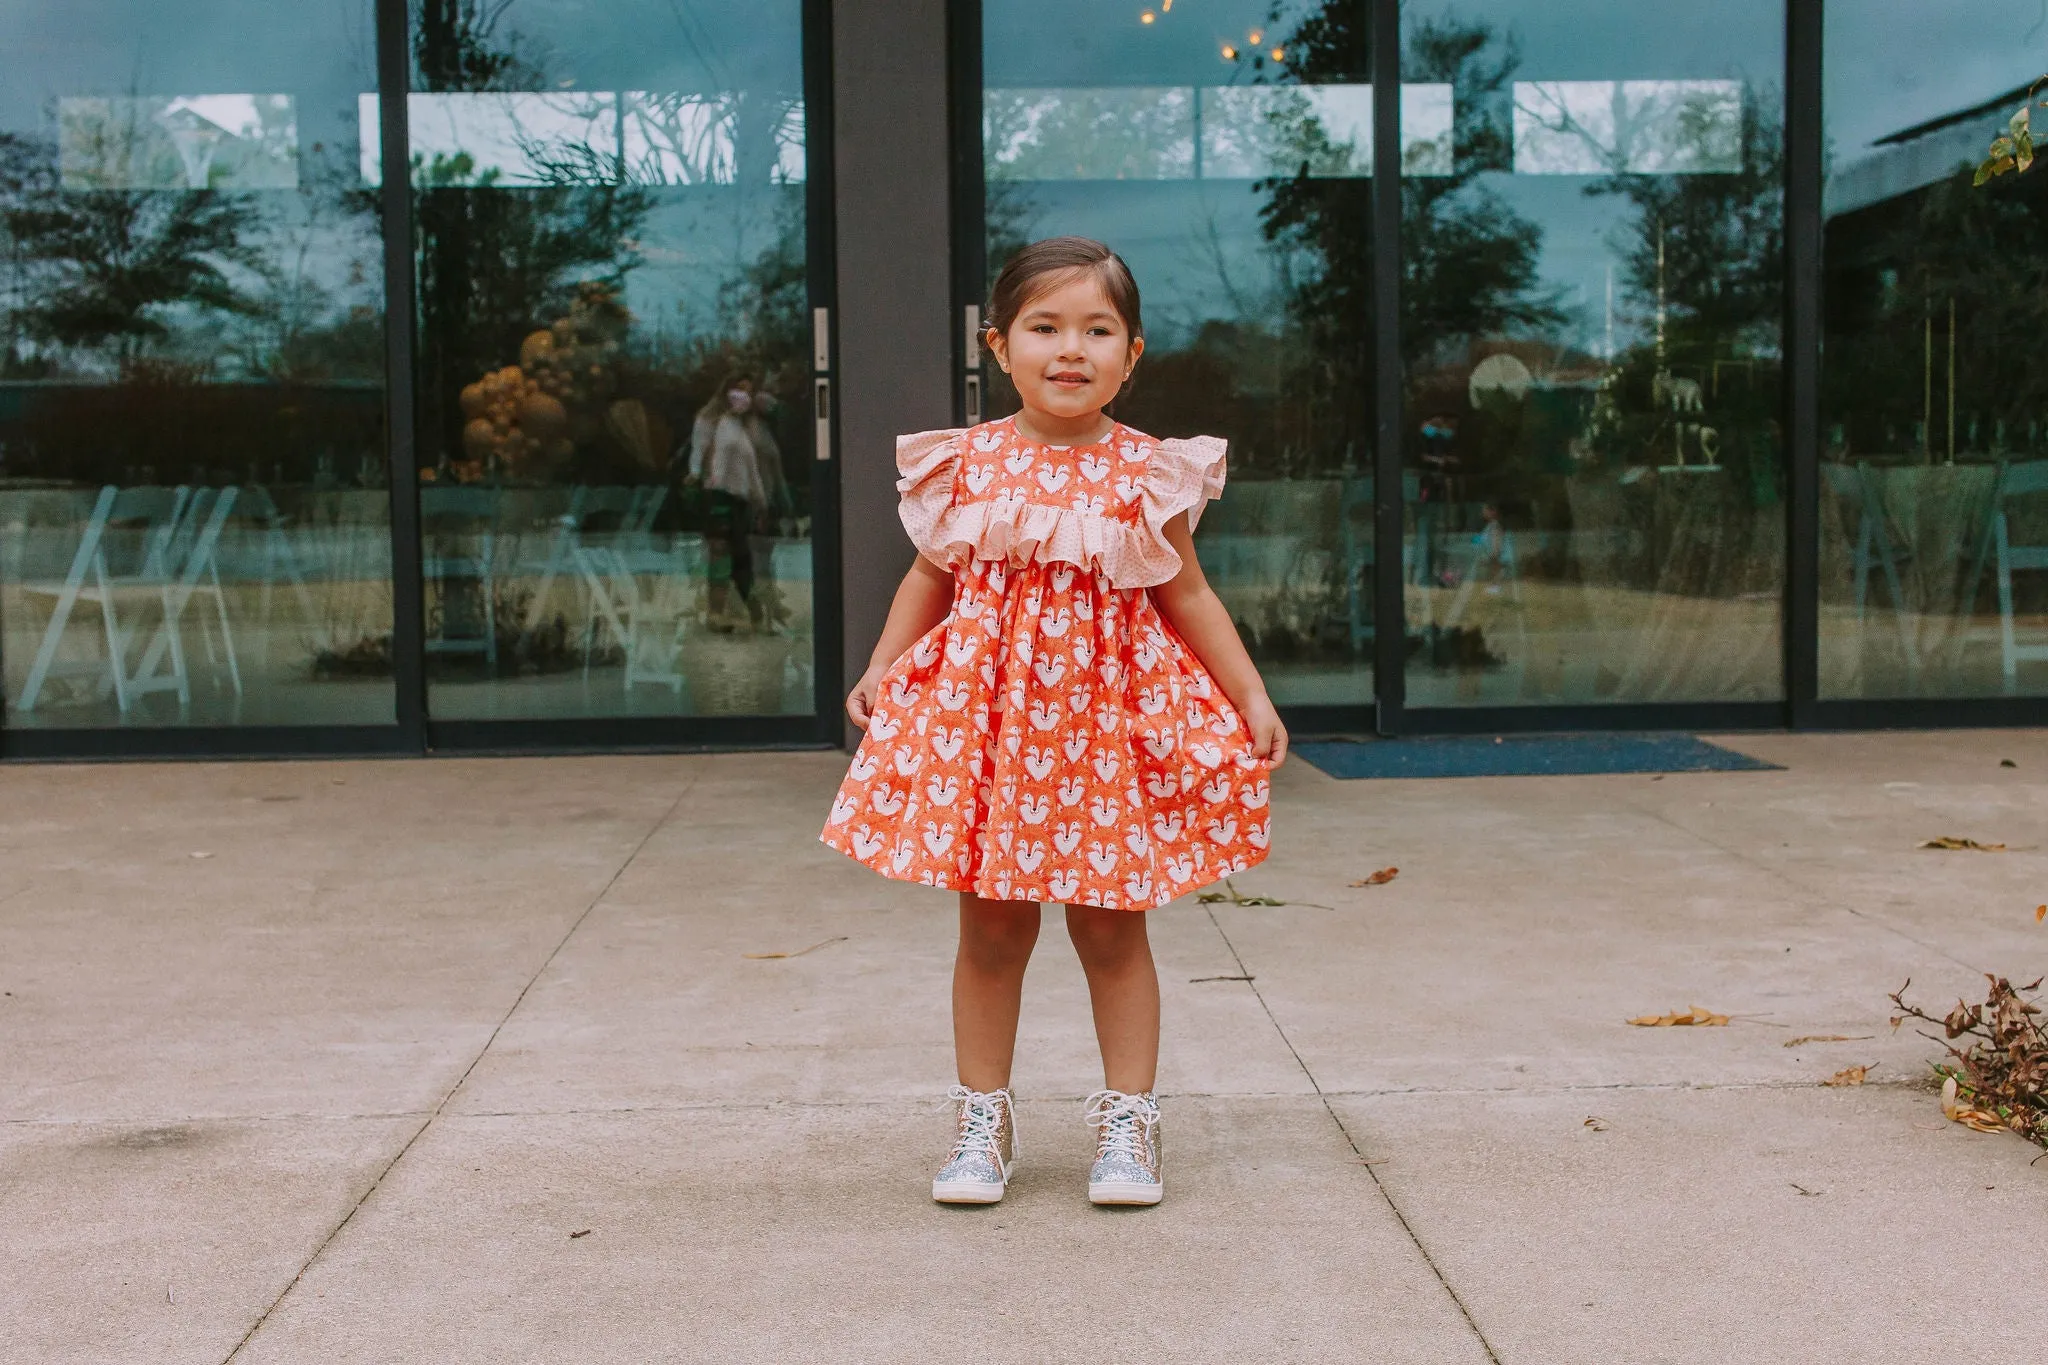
[130,486,242,703]
[1824,461,1918,681]
[572,489,681,690]
[519,485,667,651]
[602,533,706,694]
[17,484,241,714]
[1973,460,2048,693]
[238,485,327,660]
[421,486,500,666]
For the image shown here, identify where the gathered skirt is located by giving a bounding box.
[820,557,1271,910]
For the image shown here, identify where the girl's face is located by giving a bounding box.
[988,272,1143,426]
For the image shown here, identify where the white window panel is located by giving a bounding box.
[59,94,298,190]
[1513,79,1743,175]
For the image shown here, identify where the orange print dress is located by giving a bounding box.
[819,415,1271,911]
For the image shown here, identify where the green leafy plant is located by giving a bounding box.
[1976,78,2047,183]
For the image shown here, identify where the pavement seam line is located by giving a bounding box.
[218,773,700,1364]
[0,1075,1931,1129]
[1621,795,1992,976]
[1202,905,1505,1365]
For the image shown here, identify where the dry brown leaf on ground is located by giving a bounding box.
[1348,867,1400,887]
[1782,1034,1873,1048]
[1919,836,2007,851]
[1821,1065,1871,1086]
[1627,1005,1730,1027]
[743,936,847,960]
[1583,1116,1608,1131]
[2036,904,2046,923]
[1941,1077,2010,1133]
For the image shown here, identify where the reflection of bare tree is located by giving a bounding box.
[985,87,1196,181]
[1515,81,1742,176]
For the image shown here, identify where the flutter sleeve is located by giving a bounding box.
[893,427,967,562]
[1113,433,1227,587]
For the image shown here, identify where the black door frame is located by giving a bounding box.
[2,0,843,762]
[946,0,2046,740]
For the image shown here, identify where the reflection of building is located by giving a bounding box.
[0,1,2040,762]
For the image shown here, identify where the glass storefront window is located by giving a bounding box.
[404,0,816,721]
[1400,3,1786,707]
[1821,0,2048,700]
[0,2,395,729]
[980,0,1384,708]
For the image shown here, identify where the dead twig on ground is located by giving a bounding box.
[1890,975,2047,1150]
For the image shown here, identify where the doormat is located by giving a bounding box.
[1294,733,1781,780]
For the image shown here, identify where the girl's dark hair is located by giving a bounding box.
[984,236,1143,351]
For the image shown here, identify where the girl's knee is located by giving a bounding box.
[1064,904,1150,966]
[959,897,1040,969]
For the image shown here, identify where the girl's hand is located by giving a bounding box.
[1243,693,1288,767]
[845,663,886,729]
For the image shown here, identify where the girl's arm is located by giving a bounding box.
[1150,514,1289,765]
[845,554,954,727]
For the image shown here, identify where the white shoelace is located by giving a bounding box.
[1084,1089,1159,1164]
[947,1085,1015,1161]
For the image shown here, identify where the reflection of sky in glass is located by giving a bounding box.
[1513,80,1742,175]
[59,93,300,189]
[361,92,803,187]
[986,83,1452,180]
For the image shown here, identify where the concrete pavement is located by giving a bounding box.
[1,730,2043,1362]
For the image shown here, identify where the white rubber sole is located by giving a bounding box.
[933,1160,1014,1204]
[1088,1179,1163,1206]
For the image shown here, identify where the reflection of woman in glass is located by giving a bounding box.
[685,375,775,631]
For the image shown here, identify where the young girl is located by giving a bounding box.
[820,236,1286,1207]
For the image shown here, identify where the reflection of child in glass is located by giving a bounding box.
[820,237,1288,1209]
[684,375,782,631]
[1415,413,1458,586]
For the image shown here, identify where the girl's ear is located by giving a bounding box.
[1123,335,1145,379]
[985,326,1009,374]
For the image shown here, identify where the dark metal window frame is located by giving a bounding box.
[2,0,844,762]
[946,0,2043,740]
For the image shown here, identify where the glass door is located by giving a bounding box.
[0,0,397,740]
[1820,0,2048,703]
[1397,1,1788,714]
[398,0,825,730]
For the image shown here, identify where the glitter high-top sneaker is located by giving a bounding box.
[1085,1089,1163,1206]
[931,1085,1018,1204]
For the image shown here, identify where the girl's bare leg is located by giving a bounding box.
[1064,904,1160,1093]
[953,894,1041,1090]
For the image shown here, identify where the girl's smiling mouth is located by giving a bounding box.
[1049,370,1090,387]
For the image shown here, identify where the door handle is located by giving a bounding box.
[814,377,832,462]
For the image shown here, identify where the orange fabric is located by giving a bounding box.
[820,418,1271,911]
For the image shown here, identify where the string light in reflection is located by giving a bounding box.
[1141,9,1155,21]
[1220,43,1237,60]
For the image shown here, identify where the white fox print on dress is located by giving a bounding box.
[820,416,1268,911]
